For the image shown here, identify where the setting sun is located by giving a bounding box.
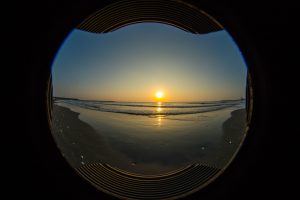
[155,91,164,100]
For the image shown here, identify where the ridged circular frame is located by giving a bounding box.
[48,0,252,199]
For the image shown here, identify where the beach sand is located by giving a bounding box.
[52,104,246,174]
[52,105,131,168]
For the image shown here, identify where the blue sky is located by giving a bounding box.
[52,22,247,102]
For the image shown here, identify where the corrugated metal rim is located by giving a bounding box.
[76,163,220,199]
[77,0,223,34]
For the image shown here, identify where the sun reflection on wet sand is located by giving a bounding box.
[155,102,163,126]
[157,116,163,126]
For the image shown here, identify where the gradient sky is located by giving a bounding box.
[52,23,247,102]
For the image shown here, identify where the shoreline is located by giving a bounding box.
[52,104,246,174]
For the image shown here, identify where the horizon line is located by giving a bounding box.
[53,96,246,102]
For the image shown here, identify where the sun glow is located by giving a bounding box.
[155,91,164,100]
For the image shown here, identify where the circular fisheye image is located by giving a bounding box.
[50,6,249,199]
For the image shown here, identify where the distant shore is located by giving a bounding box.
[53,97,115,102]
[52,104,246,173]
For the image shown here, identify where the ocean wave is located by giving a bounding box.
[55,99,244,116]
[94,102,236,108]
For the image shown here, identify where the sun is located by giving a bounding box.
[155,91,164,100]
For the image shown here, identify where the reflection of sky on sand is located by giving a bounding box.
[56,102,245,173]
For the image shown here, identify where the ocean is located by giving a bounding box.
[54,99,245,117]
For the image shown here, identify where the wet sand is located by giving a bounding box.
[52,105,131,168]
[52,104,246,174]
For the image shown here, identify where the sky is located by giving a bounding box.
[52,22,247,102]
